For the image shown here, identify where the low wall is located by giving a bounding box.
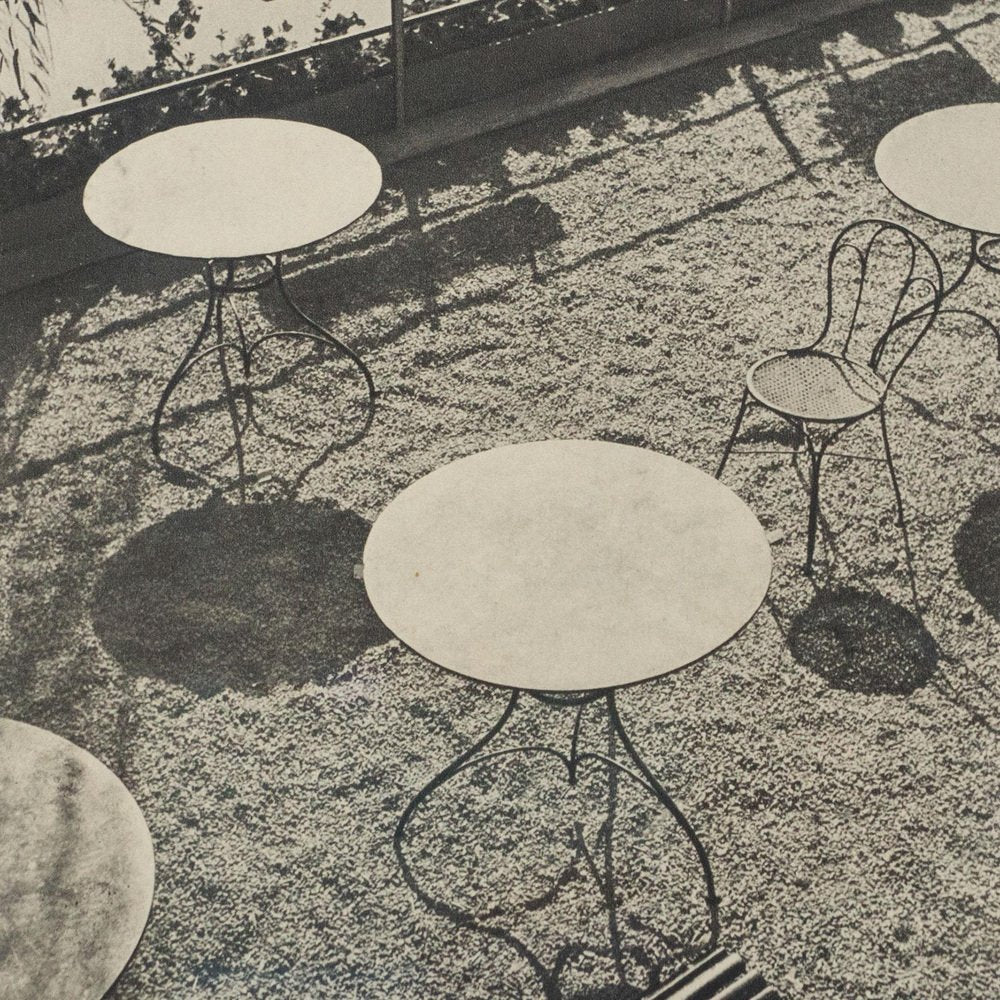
[0,0,880,296]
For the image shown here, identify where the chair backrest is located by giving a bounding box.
[814,219,943,388]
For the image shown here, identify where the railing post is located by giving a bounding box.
[392,0,406,128]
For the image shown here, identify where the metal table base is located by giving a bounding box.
[395,688,720,1000]
[151,253,376,460]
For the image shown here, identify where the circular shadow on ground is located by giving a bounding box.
[787,589,938,695]
[954,490,1000,621]
[91,499,391,697]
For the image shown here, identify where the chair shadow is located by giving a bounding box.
[954,490,1000,621]
[787,587,939,695]
[90,498,391,698]
[732,420,800,449]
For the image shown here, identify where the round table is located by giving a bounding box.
[364,439,771,976]
[876,104,1000,355]
[875,103,1000,235]
[0,719,155,1000]
[83,118,384,459]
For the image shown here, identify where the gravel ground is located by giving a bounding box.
[1,2,999,998]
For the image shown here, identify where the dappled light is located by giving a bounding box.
[0,2,998,999]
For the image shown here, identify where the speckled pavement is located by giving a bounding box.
[1,2,998,998]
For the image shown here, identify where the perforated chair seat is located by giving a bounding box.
[746,350,885,422]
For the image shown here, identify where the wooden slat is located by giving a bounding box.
[649,952,746,999]
[714,971,769,1000]
[646,950,730,999]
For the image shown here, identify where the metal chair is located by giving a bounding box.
[642,948,780,999]
[716,219,944,575]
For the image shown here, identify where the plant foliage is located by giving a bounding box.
[0,0,632,209]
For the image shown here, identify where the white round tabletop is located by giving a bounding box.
[875,104,1000,235]
[83,117,383,259]
[0,719,155,1000]
[363,440,772,692]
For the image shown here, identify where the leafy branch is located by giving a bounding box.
[0,0,58,101]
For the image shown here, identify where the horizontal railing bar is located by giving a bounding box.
[0,21,390,140]
[404,0,502,28]
[0,0,517,141]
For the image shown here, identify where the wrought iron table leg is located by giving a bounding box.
[151,263,218,457]
[938,231,1000,359]
[212,293,249,489]
[151,256,377,462]
[604,692,720,952]
[964,232,1000,357]
[395,689,521,859]
[394,690,562,1000]
[395,686,722,990]
[273,254,377,407]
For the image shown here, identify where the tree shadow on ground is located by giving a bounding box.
[272,194,565,325]
[398,0,982,195]
[787,587,938,694]
[820,47,1000,168]
[833,0,985,54]
[0,253,192,407]
[396,0,994,203]
[954,489,1000,620]
[91,499,390,697]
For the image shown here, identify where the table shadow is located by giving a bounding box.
[90,498,390,698]
[954,489,1000,622]
[787,587,938,695]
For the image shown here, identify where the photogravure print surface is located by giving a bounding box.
[0,1,997,999]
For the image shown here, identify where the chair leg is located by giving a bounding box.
[879,407,905,529]
[716,387,750,478]
[793,419,805,456]
[804,437,825,576]
[880,407,923,610]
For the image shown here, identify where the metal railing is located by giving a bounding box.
[1,0,739,141]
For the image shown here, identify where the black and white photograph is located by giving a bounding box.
[0,0,997,997]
